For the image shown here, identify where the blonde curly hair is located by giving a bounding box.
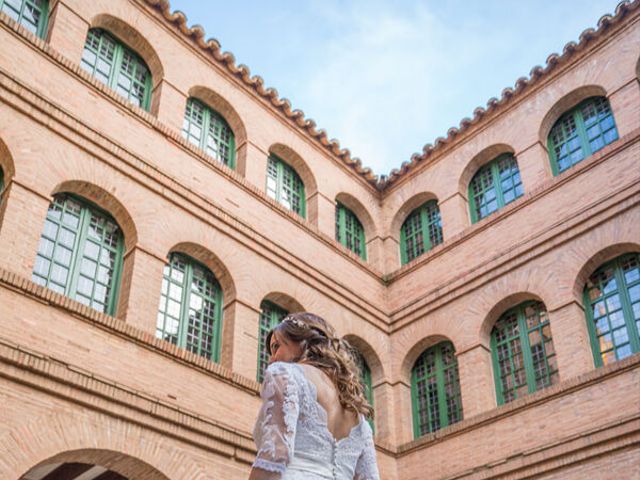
[266,312,374,419]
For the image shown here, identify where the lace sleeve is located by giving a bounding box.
[252,362,300,477]
[354,421,380,480]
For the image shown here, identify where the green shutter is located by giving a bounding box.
[182,98,236,168]
[335,203,366,259]
[490,301,558,405]
[31,194,124,315]
[411,342,463,437]
[257,300,289,382]
[548,97,618,175]
[156,252,223,362]
[266,155,306,218]
[0,0,49,38]
[400,200,443,265]
[81,29,152,111]
[583,253,640,367]
[468,153,523,223]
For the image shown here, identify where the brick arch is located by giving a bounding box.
[169,241,237,303]
[572,242,640,301]
[0,135,15,182]
[538,85,609,145]
[4,411,207,480]
[479,292,547,345]
[389,191,440,239]
[335,192,378,242]
[400,334,455,382]
[343,333,385,384]
[90,14,164,90]
[458,143,516,196]
[188,85,249,175]
[262,291,305,313]
[52,180,138,251]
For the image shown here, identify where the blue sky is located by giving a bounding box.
[169,0,619,176]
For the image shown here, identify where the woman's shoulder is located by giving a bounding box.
[264,361,304,381]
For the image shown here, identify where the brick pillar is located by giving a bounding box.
[382,235,400,273]
[516,142,552,193]
[220,299,260,381]
[439,192,468,240]
[392,381,414,444]
[309,191,334,236]
[0,182,49,278]
[119,246,165,332]
[548,300,594,380]
[242,142,269,192]
[608,80,640,137]
[371,380,396,444]
[47,0,89,62]
[365,236,385,272]
[457,344,496,418]
[152,79,186,132]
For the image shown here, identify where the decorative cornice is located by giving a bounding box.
[141,0,638,190]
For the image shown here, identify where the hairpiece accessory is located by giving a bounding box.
[283,317,307,329]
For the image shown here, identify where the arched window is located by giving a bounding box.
[400,200,443,265]
[411,342,462,437]
[182,98,236,168]
[548,96,618,175]
[257,300,288,382]
[31,194,124,315]
[156,253,223,362]
[584,253,640,367]
[266,154,306,218]
[1,0,48,37]
[469,153,523,223]
[491,301,558,404]
[353,349,374,431]
[335,203,366,259]
[81,28,152,111]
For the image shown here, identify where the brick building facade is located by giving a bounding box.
[0,1,639,479]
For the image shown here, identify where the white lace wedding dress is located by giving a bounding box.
[252,361,380,480]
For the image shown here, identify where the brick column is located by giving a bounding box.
[0,182,49,278]
[308,191,335,236]
[365,236,385,272]
[119,246,165,332]
[439,192,468,240]
[242,142,269,192]
[152,79,186,132]
[457,344,496,418]
[382,235,400,273]
[47,0,89,62]
[220,298,261,381]
[548,300,594,380]
[393,381,414,444]
[516,142,552,193]
[371,380,396,444]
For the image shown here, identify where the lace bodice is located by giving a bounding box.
[252,362,380,480]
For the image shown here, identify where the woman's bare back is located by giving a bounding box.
[298,363,359,441]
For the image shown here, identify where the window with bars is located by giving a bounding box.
[0,0,48,38]
[266,155,306,217]
[335,203,366,259]
[411,342,463,437]
[490,301,558,405]
[583,253,640,367]
[469,153,523,223]
[80,28,152,111]
[400,200,443,265]
[31,195,124,315]
[182,98,236,168]
[156,252,223,362]
[548,96,618,175]
[257,300,289,382]
[353,349,374,431]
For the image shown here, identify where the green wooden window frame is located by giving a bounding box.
[548,96,618,175]
[156,252,224,362]
[490,301,559,405]
[353,349,374,431]
[182,98,236,168]
[411,342,463,437]
[335,203,366,259]
[469,153,523,223]
[31,194,124,315]
[0,0,48,38]
[80,28,153,111]
[266,155,306,217]
[400,200,443,265]
[583,253,640,367]
[257,300,288,382]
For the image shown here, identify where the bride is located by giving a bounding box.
[249,312,380,480]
